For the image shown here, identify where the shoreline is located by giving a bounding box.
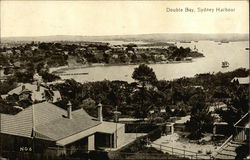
[50,57,205,73]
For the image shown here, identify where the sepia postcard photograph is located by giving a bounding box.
[0,0,249,160]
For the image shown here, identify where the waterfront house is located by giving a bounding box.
[0,102,125,157]
[231,76,250,85]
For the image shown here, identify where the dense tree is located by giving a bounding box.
[132,64,157,118]
[186,93,214,139]
[40,71,61,82]
[132,64,157,86]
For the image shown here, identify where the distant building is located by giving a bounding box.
[0,50,13,57]
[3,83,61,103]
[214,112,249,159]
[231,76,250,85]
[174,115,190,131]
[0,102,125,157]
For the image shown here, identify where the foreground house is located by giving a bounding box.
[0,102,125,157]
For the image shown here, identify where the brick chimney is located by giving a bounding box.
[22,85,25,91]
[97,103,103,122]
[36,81,40,92]
[67,101,72,119]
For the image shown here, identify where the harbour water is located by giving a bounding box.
[60,41,249,83]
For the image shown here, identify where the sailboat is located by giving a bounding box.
[222,61,229,68]
[194,45,198,51]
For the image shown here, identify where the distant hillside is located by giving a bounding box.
[1,33,249,43]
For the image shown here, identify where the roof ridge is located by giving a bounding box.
[42,102,67,113]
[72,108,83,113]
[34,130,55,141]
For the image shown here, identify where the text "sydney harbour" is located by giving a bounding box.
[166,7,235,13]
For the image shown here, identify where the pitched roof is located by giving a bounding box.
[52,91,62,103]
[8,83,62,102]
[231,76,250,85]
[0,102,101,141]
[8,83,46,95]
[0,107,33,137]
[35,108,101,141]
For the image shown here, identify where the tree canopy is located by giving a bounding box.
[132,64,157,85]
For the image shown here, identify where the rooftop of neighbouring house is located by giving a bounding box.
[174,115,191,124]
[8,83,46,95]
[244,122,250,129]
[231,76,250,85]
[6,83,61,102]
[234,112,250,128]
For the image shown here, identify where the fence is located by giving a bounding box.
[125,123,158,133]
[151,143,214,160]
[234,127,249,142]
[108,151,189,160]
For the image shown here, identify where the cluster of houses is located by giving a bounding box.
[0,72,127,158]
[0,42,197,81]
[0,60,249,159]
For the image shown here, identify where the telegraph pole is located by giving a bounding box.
[113,106,121,148]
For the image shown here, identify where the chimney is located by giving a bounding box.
[22,85,25,91]
[37,81,40,92]
[97,103,103,122]
[67,101,72,119]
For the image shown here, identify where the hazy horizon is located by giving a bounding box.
[1,32,249,39]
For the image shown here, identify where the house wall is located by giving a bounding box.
[114,125,125,148]
[0,133,33,152]
[88,134,95,151]
[0,133,56,158]
[234,127,249,142]
[95,133,113,148]
[174,123,185,131]
[64,137,88,155]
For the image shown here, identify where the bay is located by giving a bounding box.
[60,41,249,83]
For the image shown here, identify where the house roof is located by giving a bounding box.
[234,112,250,128]
[8,83,61,102]
[231,76,249,85]
[95,121,124,134]
[35,108,101,141]
[0,102,124,145]
[0,102,100,141]
[175,115,191,124]
[55,121,124,146]
[8,83,46,95]
[52,91,62,102]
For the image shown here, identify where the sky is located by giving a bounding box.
[0,1,249,37]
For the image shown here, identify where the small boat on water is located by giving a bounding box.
[222,61,229,68]
[193,45,198,51]
[184,57,193,62]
